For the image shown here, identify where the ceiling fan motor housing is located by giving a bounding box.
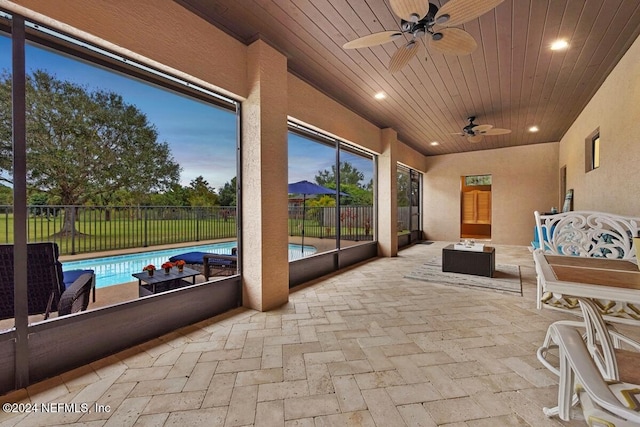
[463,116,478,135]
[400,3,438,37]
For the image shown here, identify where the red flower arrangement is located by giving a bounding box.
[161,262,174,269]
[143,264,156,276]
[174,259,186,272]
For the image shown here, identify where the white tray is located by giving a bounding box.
[453,243,485,252]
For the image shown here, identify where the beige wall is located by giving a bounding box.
[423,143,559,245]
[5,0,249,100]
[559,34,640,216]
[396,140,428,172]
[241,40,290,310]
[287,75,383,153]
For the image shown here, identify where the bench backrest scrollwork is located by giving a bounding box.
[534,211,640,259]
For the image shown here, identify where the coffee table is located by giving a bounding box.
[442,244,495,277]
[132,266,200,295]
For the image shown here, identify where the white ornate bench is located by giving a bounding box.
[533,210,640,322]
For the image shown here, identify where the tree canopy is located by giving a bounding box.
[0,184,11,205]
[1,70,181,200]
[315,161,365,188]
[218,176,237,206]
[314,161,372,205]
[397,170,410,207]
[188,176,219,206]
[0,70,182,233]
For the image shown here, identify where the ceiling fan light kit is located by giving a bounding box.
[455,116,512,143]
[343,0,504,73]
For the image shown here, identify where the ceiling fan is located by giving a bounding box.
[455,116,512,143]
[343,0,504,73]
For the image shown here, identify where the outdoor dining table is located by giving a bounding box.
[536,253,640,305]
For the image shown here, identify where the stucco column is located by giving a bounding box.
[378,128,398,257]
[241,40,289,311]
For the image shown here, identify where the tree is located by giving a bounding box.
[187,176,218,207]
[338,183,372,205]
[0,184,11,205]
[315,161,364,188]
[218,177,237,206]
[148,183,190,207]
[315,161,372,205]
[397,171,410,207]
[0,70,181,235]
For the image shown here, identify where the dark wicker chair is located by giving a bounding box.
[202,254,238,280]
[0,243,95,321]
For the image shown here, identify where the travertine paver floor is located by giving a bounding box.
[2,241,637,426]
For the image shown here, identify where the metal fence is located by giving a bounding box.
[1,204,399,255]
[0,205,237,255]
[287,205,374,241]
[397,206,419,232]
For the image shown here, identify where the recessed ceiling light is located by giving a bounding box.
[430,141,439,146]
[551,39,568,50]
[529,126,539,132]
[374,92,386,100]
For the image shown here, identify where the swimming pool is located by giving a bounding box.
[63,242,316,288]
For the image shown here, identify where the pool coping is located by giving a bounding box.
[58,238,238,262]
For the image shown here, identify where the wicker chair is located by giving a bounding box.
[0,243,95,320]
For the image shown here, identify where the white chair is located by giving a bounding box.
[579,298,640,384]
[551,322,640,424]
[539,298,640,423]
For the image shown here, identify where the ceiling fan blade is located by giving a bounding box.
[389,0,430,23]
[435,0,505,27]
[472,124,493,133]
[467,135,484,143]
[343,31,403,49]
[388,40,419,73]
[482,128,512,136]
[429,28,477,55]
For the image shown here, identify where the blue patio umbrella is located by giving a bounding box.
[287,180,347,254]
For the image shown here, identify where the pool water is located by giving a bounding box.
[63,242,315,288]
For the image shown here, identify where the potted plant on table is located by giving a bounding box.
[143,264,156,277]
[174,259,186,272]
[161,261,174,274]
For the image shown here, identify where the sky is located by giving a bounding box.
[0,30,373,191]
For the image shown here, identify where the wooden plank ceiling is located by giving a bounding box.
[175,0,640,156]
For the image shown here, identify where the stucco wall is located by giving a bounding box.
[6,0,248,100]
[287,75,383,153]
[423,143,559,245]
[559,34,640,216]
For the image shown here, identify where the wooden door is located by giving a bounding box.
[462,190,491,224]
[460,176,492,239]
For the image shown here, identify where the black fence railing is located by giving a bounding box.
[287,205,374,242]
[1,204,393,255]
[0,205,237,255]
